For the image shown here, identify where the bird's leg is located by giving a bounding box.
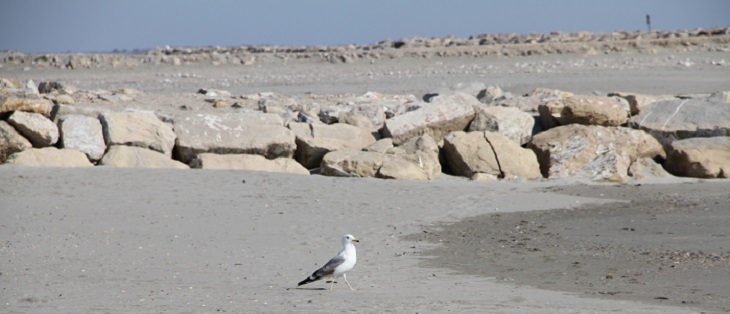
[343,274,355,291]
[329,275,335,290]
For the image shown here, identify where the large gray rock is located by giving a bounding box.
[608,92,676,115]
[190,153,309,175]
[51,103,111,122]
[476,85,504,104]
[0,120,32,163]
[664,137,730,178]
[469,106,535,145]
[320,134,440,180]
[538,95,629,129]
[7,111,59,147]
[628,99,730,147]
[382,93,477,145]
[527,125,665,182]
[393,134,441,179]
[100,111,176,156]
[6,147,93,167]
[289,122,376,169]
[173,112,295,163]
[491,88,574,112]
[99,145,188,169]
[363,138,394,153]
[708,91,730,103]
[321,149,433,180]
[0,80,54,117]
[57,115,106,161]
[443,131,541,180]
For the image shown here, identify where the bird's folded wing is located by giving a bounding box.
[313,254,345,277]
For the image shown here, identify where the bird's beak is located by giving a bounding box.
[353,239,360,243]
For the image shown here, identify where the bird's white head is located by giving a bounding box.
[342,234,359,246]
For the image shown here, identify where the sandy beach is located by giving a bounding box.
[2,41,730,313]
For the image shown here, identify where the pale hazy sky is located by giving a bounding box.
[1,0,727,53]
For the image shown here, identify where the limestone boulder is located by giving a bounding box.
[173,112,295,163]
[492,88,573,112]
[476,85,504,104]
[608,92,676,115]
[37,81,77,94]
[628,99,730,147]
[190,153,309,175]
[393,134,441,179]
[363,138,394,153]
[527,125,665,182]
[51,94,76,105]
[57,115,107,161]
[492,95,543,113]
[382,93,477,145]
[7,111,59,147]
[376,156,432,180]
[0,86,54,117]
[320,150,427,180]
[443,131,541,180]
[627,157,671,180]
[321,149,384,178]
[708,91,730,103]
[338,111,375,131]
[51,103,111,122]
[6,147,93,167]
[289,122,376,169]
[320,134,440,180]
[664,137,730,178]
[99,145,188,169]
[100,111,176,156]
[0,120,32,163]
[469,106,535,145]
[538,95,629,129]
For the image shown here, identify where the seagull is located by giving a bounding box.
[298,234,359,290]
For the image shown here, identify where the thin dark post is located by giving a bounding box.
[646,14,652,32]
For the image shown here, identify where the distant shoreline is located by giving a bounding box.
[2,25,728,59]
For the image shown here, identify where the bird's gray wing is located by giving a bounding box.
[312,254,345,278]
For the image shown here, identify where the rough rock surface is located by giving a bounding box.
[627,157,672,180]
[6,147,93,167]
[7,111,59,147]
[538,95,628,129]
[190,153,309,175]
[57,115,106,161]
[664,137,730,178]
[0,120,32,162]
[173,112,295,163]
[469,106,535,145]
[320,134,440,180]
[382,93,477,145]
[442,131,541,179]
[0,81,55,117]
[628,99,730,147]
[99,145,188,169]
[609,92,676,115]
[363,138,394,153]
[527,125,665,182]
[100,111,176,156]
[289,122,376,169]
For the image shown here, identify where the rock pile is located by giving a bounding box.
[2,27,729,68]
[1,77,728,181]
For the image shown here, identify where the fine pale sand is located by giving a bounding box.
[2,47,730,313]
[1,167,726,313]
